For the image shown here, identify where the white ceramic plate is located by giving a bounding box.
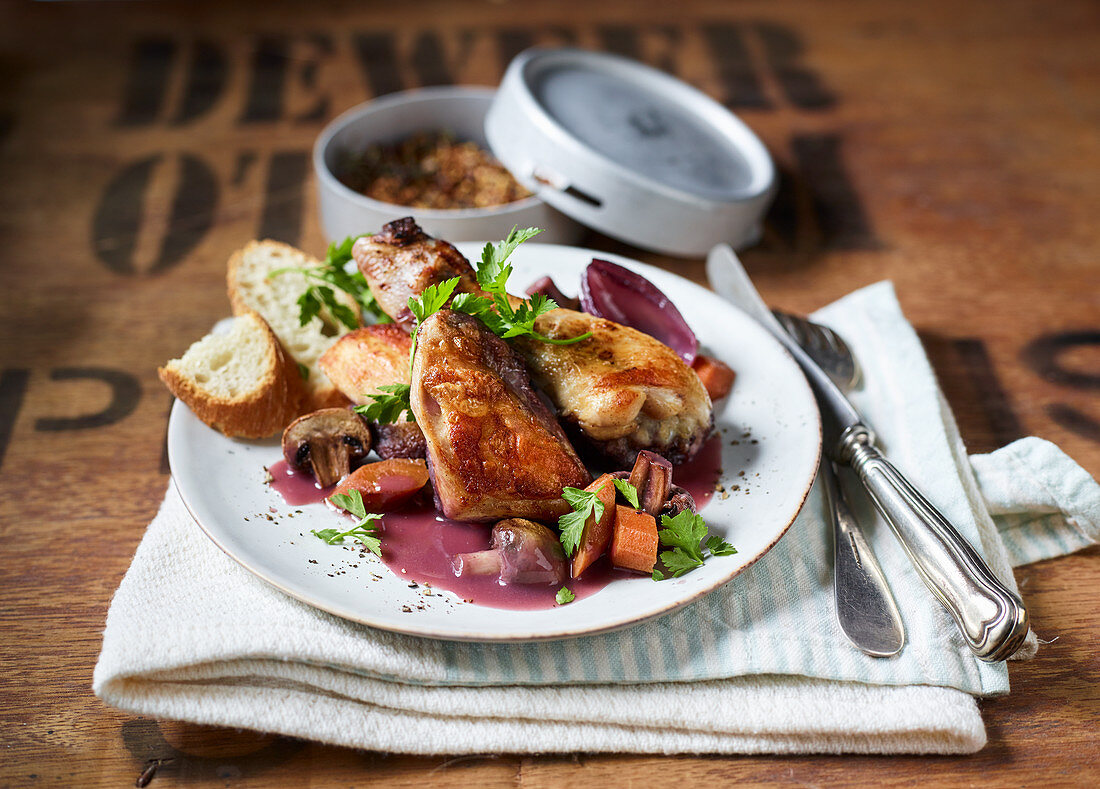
[168,243,821,641]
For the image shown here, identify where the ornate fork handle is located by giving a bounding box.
[838,425,1030,662]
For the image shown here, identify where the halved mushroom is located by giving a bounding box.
[281,408,372,487]
[452,518,567,586]
[661,485,697,520]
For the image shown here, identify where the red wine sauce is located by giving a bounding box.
[673,432,721,510]
[266,434,723,610]
[268,460,334,505]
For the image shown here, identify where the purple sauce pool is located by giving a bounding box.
[268,460,334,504]
[266,432,723,610]
[378,505,632,609]
[675,432,720,509]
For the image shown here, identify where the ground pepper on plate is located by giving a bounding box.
[338,131,532,209]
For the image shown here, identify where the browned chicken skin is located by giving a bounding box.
[354,218,713,466]
[411,310,591,521]
[514,313,712,465]
[354,217,480,332]
[319,324,412,405]
[319,323,427,459]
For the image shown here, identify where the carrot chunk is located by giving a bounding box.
[609,505,658,574]
[691,354,736,401]
[571,473,618,578]
[332,458,429,511]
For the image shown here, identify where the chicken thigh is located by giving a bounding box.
[411,309,591,521]
[514,312,712,465]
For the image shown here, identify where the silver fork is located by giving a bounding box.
[772,311,860,390]
[773,310,905,657]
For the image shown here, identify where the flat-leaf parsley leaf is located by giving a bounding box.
[651,510,737,580]
[449,226,591,346]
[272,234,389,331]
[312,489,384,556]
[556,587,576,605]
[613,479,641,509]
[354,383,413,424]
[558,484,607,557]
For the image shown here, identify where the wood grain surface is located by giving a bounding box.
[1,0,1098,786]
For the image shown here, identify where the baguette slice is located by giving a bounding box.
[158,311,305,438]
[227,240,356,411]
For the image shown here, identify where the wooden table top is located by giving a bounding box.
[2,0,1098,785]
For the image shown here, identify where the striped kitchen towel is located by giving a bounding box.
[94,282,1099,754]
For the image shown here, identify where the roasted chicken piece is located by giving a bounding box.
[514,312,712,465]
[318,324,426,460]
[353,217,481,332]
[411,309,591,521]
[354,218,713,465]
[319,324,412,405]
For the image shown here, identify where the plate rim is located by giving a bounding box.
[168,242,822,642]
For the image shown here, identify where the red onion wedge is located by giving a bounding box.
[580,259,698,364]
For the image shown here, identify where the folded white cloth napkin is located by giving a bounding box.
[94,282,1099,755]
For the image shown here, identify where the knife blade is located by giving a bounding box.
[706,243,1029,663]
[822,459,905,657]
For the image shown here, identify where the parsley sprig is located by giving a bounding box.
[651,510,737,580]
[613,479,640,509]
[355,383,413,424]
[450,227,591,345]
[557,484,607,557]
[408,277,461,365]
[312,489,384,556]
[271,235,389,332]
[557,479,642,557]
[556,587,576,605]
[352,278,460,424]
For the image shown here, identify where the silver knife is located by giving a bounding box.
[706,244,1029,663]
[823,459,905,657]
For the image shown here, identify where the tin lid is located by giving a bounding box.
[485,48,776,257]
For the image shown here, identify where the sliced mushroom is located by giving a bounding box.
[282,408,372,487]
[453,518,567,586]
[661,485,697,520]
[627,450,673,517]
[369,420,427,460]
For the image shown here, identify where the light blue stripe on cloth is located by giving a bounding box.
[413,285,1097,697]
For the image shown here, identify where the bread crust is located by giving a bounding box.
[227,239,354,413]
[226,239,320,316]
[158,311,306,438]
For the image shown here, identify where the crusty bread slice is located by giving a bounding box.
[158,310,305,438]
[319,324,412,405]
[227,240,356,411]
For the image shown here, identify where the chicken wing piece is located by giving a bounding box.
[318,324,427,460]
[411,309,591,522]
[353,217,481,332]
[515,312,713,466]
